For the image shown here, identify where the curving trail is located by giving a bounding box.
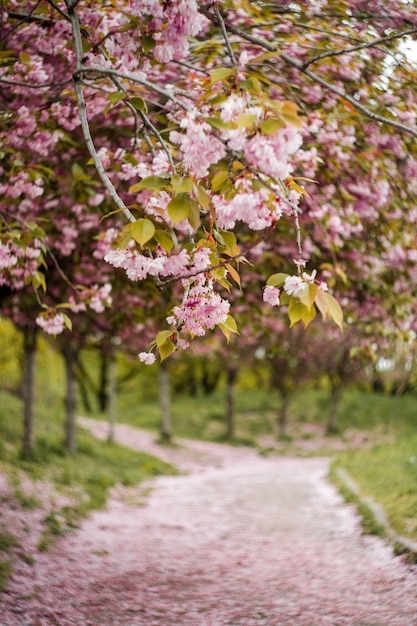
[2,419,417,626]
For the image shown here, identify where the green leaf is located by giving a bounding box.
[259,118,285,135]
[62,313,72,331]
[288,299,307,327]
[224,314,239,334]
[266,273,288,288]
[206,117,237,130]
[159,339,176,361]
[315,288,329,319]
[71,163,89,181]
[131,218,155,246]
[129,96,147,112]
[325,292,343,330]
[301,304,316,328]
[193,184,211,210]
[156,330,174,348]
[19,51,31,64]
[297,283,318,310]
[209,67,236,85]
[240,76,262,94]
[129,176,169,192]
[108,91,125,105]
[280,101,302,129]
[167,193,198,225]
[218,315,238,342]
[247,50,279,64]
[154,230,174,253]
[171,175,193,193]
[211,170,229,192]
[236,113,258,129]
[33,271,46,292]
[142,34,155,52]
[219,230,237,252]
[188,201,201,232]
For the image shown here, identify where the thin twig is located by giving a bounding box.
[213,4,238,67]
[301,27,417,69]
[137,110,175,169]
[0,77,72,88]
[45,0,71,22]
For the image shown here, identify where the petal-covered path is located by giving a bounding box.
[2,419,417,626]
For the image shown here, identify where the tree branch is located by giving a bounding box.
[74,66,192,112]
[67,6,136,224]
[45,0,71,22]
[0,77,71,89]
[200,8,417,139]
[301,27,417,69]
[213,4,237,68]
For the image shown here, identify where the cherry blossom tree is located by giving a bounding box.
[1,0,417,376]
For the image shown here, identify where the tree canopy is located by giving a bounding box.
[1,1,417,360]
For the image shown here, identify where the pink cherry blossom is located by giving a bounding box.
[263,285,281,306]
[284,275,305,296]
[167,278,230,336]
[138,351,156,364]
[36,312,66,335]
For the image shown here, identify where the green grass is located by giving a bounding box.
[0,527,19,592]
[331,434,417,542]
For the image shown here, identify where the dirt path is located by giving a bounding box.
[2,419,417,626]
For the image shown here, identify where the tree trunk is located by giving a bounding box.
[21,325,37,457]
[98,350,108,413]
[63,342,78,453]
[327,385,342,434]
[159,360,172,443]
[107,352,117,443]
[278,392,289,438]
[77,373,93,414]
[225,365,237,439]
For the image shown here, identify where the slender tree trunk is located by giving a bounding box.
[63,342,78,453]
[278,392,289,438]
[327,385,343,434]
[159,360,172,443]
[98,350,108,413]
[107,352,117,443]
[77,372,92,413]
[225,365,237,439]
[21,325,37,457]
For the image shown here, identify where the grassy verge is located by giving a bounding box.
[331,434,417,546]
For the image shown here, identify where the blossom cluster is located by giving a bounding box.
[167,277,230,337]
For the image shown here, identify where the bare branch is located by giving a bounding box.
[200,8,417,139]
[0,77,71,89]
[213,4,238,68]
[75,66,192,112]
[45,0,70,22]
[301,27,417,68]
[137,110,176,169]
[280,51,417,138]
[67,6,136,224]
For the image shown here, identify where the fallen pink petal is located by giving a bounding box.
[2,421,417,626]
